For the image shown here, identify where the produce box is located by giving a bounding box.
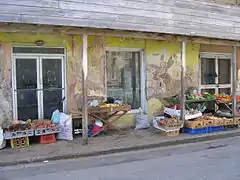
[202,116,224,126]
[203,119,214,127]
[185,119,203,129]
[234,118,240,125]
[4,129,34,140]
[157,118,183,131]
[213,118,224,126]
[223,118,234,126]
[34,126,60,136]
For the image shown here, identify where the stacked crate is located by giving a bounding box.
[184,116,226,135]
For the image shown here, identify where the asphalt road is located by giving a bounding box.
[1,137,240,180]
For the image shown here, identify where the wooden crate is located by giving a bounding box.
[234,118,240,125]
[185,120,203,129]
[203,119,214,127]
[223,118,234,126]
[161,130,180,136]
[213,119,224,126]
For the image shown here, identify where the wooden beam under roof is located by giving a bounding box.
[0,23,239,46]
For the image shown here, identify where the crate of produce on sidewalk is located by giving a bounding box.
[3,120,34,140]
[32,120,60,136]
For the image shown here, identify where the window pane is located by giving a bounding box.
[201,58,216,85]
[42,59,62,88]
[218,59,231,84]
[43,89,62,119]
[219,88,231,94]
[16,58,37,89]
[106,51,141,109]
[17,90,38,120]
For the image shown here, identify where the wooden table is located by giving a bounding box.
[88,105,131,137]
[185,99,216,112]
[215,100,233,113]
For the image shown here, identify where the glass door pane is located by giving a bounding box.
[201,58,216,85]
[15,58,38,120]
[43,89,62,119]
[218,59,231,85]
[106,51,141,109]
[42,58,63,118]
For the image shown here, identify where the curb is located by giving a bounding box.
[1,130,240,167]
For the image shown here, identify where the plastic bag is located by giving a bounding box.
[135,113,150,130]
[57,113,73,141]
[51,109,60,124]
[0,127,6,149]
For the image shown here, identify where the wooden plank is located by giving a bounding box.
[19,14,240,40]
[180,41,186,122]
[2,0,240,40]
[0,13,22,23]
[2,4,240,33]
[0,23,239,47]
[232,45,237,117]
[59,0,240,24]
[82,34,88,145]
[2,3,240,30]
[1,0,59,8]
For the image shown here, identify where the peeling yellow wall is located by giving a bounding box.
[0,32,83,122]
[0,32,200,129]
[88,36,200,127]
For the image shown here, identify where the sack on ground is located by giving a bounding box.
[0,127,6,149]
[51,109,60,124]
[57,113,73,141]
[135,113,150,130]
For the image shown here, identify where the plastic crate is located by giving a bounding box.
[4,130,34,140]
[40,134,56,144]
[10,137,29,148]
[208,126,224,133]
[184,127,208,135]
[34,126,60,136]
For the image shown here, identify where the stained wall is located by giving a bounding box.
[0,32,200,129]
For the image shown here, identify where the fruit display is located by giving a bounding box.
[202,92,216,100]
[186,93,204,100]
[186,92,216,101]
[215,93,232,102]
[186,115,234,128]
[157,117,183,130]
[31,120,56,129]
[5,123,32,132]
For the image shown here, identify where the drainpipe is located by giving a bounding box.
[232,45,237,120]
[180,41,186,127]
[82,34,88,145]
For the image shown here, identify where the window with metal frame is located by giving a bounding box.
[106,49,142,109]
[12,47,66,120]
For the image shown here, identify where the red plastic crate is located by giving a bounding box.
[40,134,56,144]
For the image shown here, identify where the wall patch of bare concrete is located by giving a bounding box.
[0,43,12,127]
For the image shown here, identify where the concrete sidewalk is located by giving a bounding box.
[1,128,240,167]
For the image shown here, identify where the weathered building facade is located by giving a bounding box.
[0,0,239,128]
